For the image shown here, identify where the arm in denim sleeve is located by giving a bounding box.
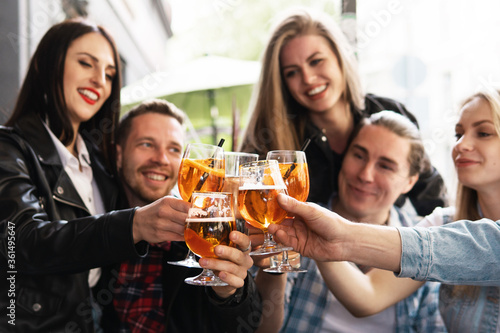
[397,219,500,286]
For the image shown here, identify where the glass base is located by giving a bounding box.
[264,264,307,273]
[167,258,201,268]
[249,244,293,256]
[184,269,228,286]
[265,251,307,273]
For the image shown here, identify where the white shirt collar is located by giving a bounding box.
[42,121,91,169]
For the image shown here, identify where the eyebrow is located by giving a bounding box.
[136,136,183,147]
[351,144,399,167]
[136,136,155,142]
[455,120,495,131]
[281,51,321,70]
[77,52,116,70]
[472,120,494,127]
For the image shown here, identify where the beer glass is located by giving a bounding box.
[168,143,225,268]
[222,152,259,234]
[184,192,235,286]
[266,150,309,273]
[238,160,292,255]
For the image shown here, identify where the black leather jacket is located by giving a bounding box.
[306,94,448,216]
[0,114,145,332]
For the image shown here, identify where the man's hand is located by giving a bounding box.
[247,223,289,268]
[268,194,349,262]
[132,196,190,244]
[269,194,403,271]
[199,231,254,299]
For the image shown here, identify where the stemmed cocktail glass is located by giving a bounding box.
[266,150,309,273]
[184,192,235,286]
[168,143,225,268]
[238,160,292,256]
[222,152,259,234]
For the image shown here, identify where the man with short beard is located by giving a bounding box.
[100,99,261,333]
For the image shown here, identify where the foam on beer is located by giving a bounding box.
[238,184,287,191]
[185,217,235,223]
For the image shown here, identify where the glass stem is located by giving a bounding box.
[200,268,214,278]
[282,250,289,264]
[187,250,196,259]
[263,232,276,249]
[281,250,292,267]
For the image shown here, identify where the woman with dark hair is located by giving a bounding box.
[240,8,447,216]
[6,18,121,167]
[0,19,190,332]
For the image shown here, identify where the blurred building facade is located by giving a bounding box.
[0,0,173,123]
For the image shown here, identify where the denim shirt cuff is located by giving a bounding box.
[395,226,431,280]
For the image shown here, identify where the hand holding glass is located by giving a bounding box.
[184,192,236,286]
[238,160,292,256]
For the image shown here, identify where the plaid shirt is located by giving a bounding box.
[280,207,447,333]
[114,242,171,333]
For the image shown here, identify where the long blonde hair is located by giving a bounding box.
[454,89,500,221]
[239,8,364,157]
[453,88,500,298]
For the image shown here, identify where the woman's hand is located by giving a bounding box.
[200,231,254,299]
